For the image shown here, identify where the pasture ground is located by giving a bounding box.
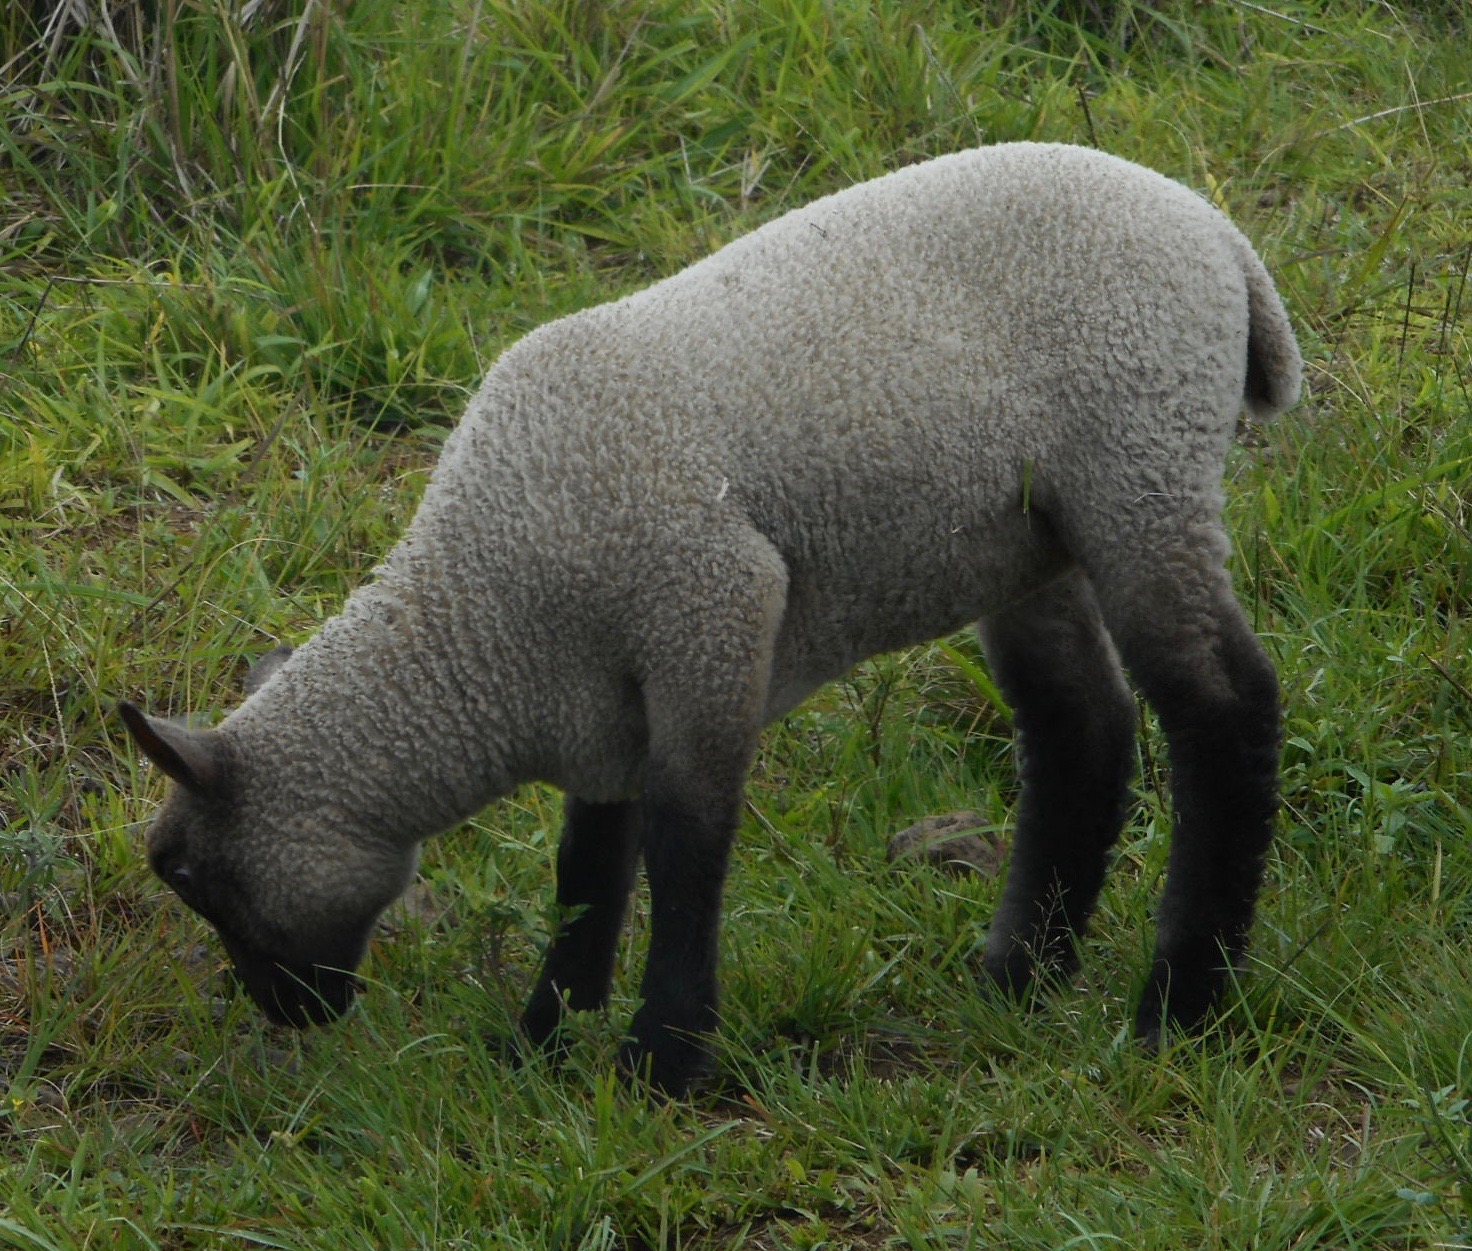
[2,2,1470,1246]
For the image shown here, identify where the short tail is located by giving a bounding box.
[1234,230,1302,421]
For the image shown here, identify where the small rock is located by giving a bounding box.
[887,811,1006,877]
[380,878,452,935]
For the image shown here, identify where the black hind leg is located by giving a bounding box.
[520,797,642,1051]
[1096,563,1280,1044]
[978,569,1139,999]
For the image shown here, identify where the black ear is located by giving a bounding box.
[119,702,224,792]
[244,644,294,696]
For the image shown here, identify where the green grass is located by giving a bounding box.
[3,0,1470,1245]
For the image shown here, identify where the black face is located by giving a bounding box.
[217,927,362,1027]
[150,843,367,1028]
[122,699,406,1031]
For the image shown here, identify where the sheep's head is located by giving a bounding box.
[120,701,418,1027]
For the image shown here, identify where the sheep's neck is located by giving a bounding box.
[232,574,524,850]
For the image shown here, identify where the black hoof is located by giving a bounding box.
[617,1033,711,1099]
[981,941,1080,1006]
[491,1026,573,1072]
[1133,958,1224,1050]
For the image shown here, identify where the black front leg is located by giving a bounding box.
[604,525,785,1094]
[622,776,743,1097]
[520,797,642,1052]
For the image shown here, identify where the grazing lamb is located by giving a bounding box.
[121,142,1301,1096]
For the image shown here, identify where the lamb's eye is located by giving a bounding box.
[152,851,193,896]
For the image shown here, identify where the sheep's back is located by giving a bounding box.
[420,143,1283,716]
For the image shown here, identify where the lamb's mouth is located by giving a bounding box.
[217,930,361,1027]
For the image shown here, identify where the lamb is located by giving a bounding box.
[121,141,1302,1096]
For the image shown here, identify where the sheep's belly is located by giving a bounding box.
[761,510,1068,721]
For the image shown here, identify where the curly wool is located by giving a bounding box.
[234,142,1298,826]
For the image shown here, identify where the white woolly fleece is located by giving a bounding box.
[228,141,1301,853]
